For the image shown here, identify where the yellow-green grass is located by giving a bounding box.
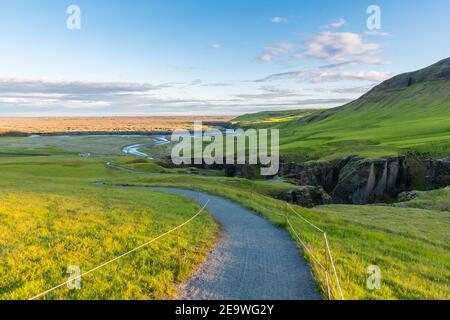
[1,155,449,299]
[232,81,450,162]
[395,187,450,212]
[0,135,161,155]
[110,167,450,300]
[231,109,317,128]
[0,156,218,300]
[117,158,176,173]
[115,158,199,175]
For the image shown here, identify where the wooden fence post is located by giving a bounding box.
[324,233,331,300]
[177,228,182,278]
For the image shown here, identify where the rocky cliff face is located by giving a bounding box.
[278,186,332,208]
[172,154,450,206]
[329,157,412,204]
[278,156,450,205]
[423,157,450,190]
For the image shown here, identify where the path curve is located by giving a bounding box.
[147,187,320,300]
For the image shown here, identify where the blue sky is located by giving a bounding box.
[0,0,449,116]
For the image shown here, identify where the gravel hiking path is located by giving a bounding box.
[139,187,320,300]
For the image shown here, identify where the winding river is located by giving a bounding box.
[121,135,171,159]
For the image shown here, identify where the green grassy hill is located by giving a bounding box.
[107,162,450,299]
[231,109,317,128]
[233,58,450,162]
[1,153,448,299]
[0,156,218,300]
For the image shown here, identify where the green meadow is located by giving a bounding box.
[0,135,161,155]
[0,155,218,300]
[0,141,449,299]
[105,160,450,300]
[233,81,450,162]
[1,60,449,300]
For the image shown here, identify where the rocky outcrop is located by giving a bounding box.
[278,186,332,208]
[279,158,351,192]
[423,157,450,190]
[397,190,424,202]
[166,153,450,205]
[279,156,450,205]
[223,164,266,179]
[330,157,413,204]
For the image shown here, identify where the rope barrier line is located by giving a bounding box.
[324,233,345,300]
[286,203,345,300]
[287,203,324,233]
[286,218,325,270]
[28,199,210,301]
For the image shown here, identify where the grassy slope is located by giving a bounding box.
[226,61,450,298]
[315,205,449,299]
[0,156,218,300]
[0,135,160,155]
[233,82,450,162]
[231,109,317,128]
[0,154,448,299]
[395,187,450,212]
[107,164,450,300]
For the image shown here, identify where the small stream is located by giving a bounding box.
[121,135,171,159]
[122,144,152,158]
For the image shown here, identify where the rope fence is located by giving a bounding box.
[28,192,344,300]
[287,204,345,300]
[28,199,210,300]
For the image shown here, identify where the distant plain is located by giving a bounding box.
[0,116,232,135]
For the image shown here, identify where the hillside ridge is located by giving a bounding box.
[372,57,450,92]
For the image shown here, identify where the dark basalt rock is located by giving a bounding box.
[423,157,450,190]
[330,157,412,204]
[279,157,352,194]
[224,164,264,180]
[397,190,424,202]
[278,186,332,208]
[168,153,450,205]
[278,155,450,205]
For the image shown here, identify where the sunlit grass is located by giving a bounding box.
[0,156,218,300]
[1,155,449,300]
[116,170,450,300]
[233,81,450,161]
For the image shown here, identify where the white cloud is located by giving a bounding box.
[258,42,293,61]
[270,16,288,24]
[322,18,347,29]
[312,70,390,82]
[210,43,222,49]
[256,68,390,83]
[364,30,391,37]
[302,31,380,61]
[259,54,274,62]
[0,78,167,95]
[326,85,374,94]
[0,76,355,116]
[0,78,173,113]
[257,31,388,65]
[234,86,299,100]
[189,79,203,85]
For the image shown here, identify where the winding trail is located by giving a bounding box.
[124,187,320,300]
